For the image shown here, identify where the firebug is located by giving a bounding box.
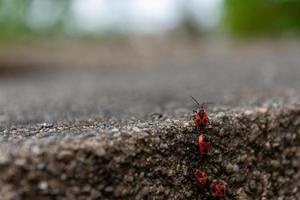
[211,181,228,198]
[194,169,209,188]
[198,134,211,160]
[190,96,211,135]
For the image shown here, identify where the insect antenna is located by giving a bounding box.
[190,96,200,107]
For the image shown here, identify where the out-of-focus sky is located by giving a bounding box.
[25,0,222,34]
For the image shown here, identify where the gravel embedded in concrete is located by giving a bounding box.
[1,40,300,199]
[0,104,299,199]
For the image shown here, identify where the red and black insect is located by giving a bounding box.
[190,96,211,135]
[198,134,211,161]
[211,181,228,198]
[194,169,209,188]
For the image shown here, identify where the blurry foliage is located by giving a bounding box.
[0,0,70,40]
[0,0,31,38]
[0,0,207,41]
[178,2,203,38]
[1,0,300,40]
[224,0,300,36]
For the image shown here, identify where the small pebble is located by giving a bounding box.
[38,181,48,191]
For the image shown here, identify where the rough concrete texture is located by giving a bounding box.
[0,40,300,199]
[0,104,299,199]
[1,39,300,125]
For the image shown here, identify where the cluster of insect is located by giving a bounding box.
[191,96,228,198]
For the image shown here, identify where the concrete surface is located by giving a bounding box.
[0,39,299,199]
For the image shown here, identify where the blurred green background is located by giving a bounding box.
[0,0,70,39]
[1,0,300,40]
[225,0,300,36]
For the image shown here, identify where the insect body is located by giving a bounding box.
[191,96,210,135]
[194,169,209,188]
[190,96,229,197]
[198,134,211,160]
[211,182,228,198]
